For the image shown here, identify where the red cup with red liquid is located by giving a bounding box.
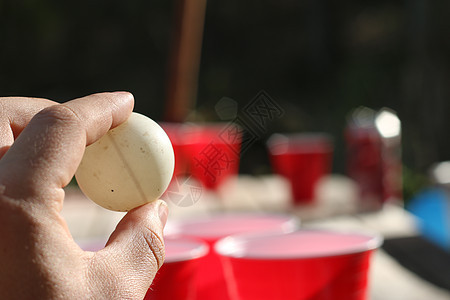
[215,230,382,300]
[166,213,299,300]
[182,123,242,190]
[267,133,333,204]
[145,236,209,300]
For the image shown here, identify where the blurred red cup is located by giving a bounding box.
[145,236,209,300]
[215,230,382,300]
[182,123,242,190]
[267,133,333,204]
[166,213,299,300]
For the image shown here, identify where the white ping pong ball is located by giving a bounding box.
[75,112,175,212]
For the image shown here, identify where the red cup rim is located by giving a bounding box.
[267,133,333,155]
[75,236,210,262]
[164,236,209,263]
[165,213,300,241]
[214,229,383,260]
[181,122,242,145]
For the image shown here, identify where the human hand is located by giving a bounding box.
[0,92,167,299]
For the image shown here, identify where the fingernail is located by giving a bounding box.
[158,201,168,228]
[114,91,134,99]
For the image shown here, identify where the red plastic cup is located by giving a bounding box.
[267,133,333,204]
[182,123,242,190]
[145,236,209,300]
[167,213,300,300]
[215,230,382,300]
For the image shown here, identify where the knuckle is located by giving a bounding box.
[141,227,165,269]
[36,104,82,127]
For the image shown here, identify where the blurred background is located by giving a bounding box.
[2,0,450,200]
[4,1,450,298]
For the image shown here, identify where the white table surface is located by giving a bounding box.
[62,174,450,300]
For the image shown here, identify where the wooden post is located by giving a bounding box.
[164,0,208,122]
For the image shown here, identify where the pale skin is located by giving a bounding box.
[0,92,168,299]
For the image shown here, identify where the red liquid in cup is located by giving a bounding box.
[345,125,402,211]
[166,213,299,300]
[267,133,333,204]
[216,230,382,300]
[145,237,209,300]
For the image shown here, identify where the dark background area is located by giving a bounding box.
[1,0,449,199]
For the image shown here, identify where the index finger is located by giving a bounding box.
[0,92,134,205]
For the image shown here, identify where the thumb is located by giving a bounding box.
[88,200,168,299]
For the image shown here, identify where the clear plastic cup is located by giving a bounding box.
[215,229,382,300]
[167,213,300,300]
[267,133,333,204]
[145,236,209,300]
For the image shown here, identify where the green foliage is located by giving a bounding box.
[402,165,429,204]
